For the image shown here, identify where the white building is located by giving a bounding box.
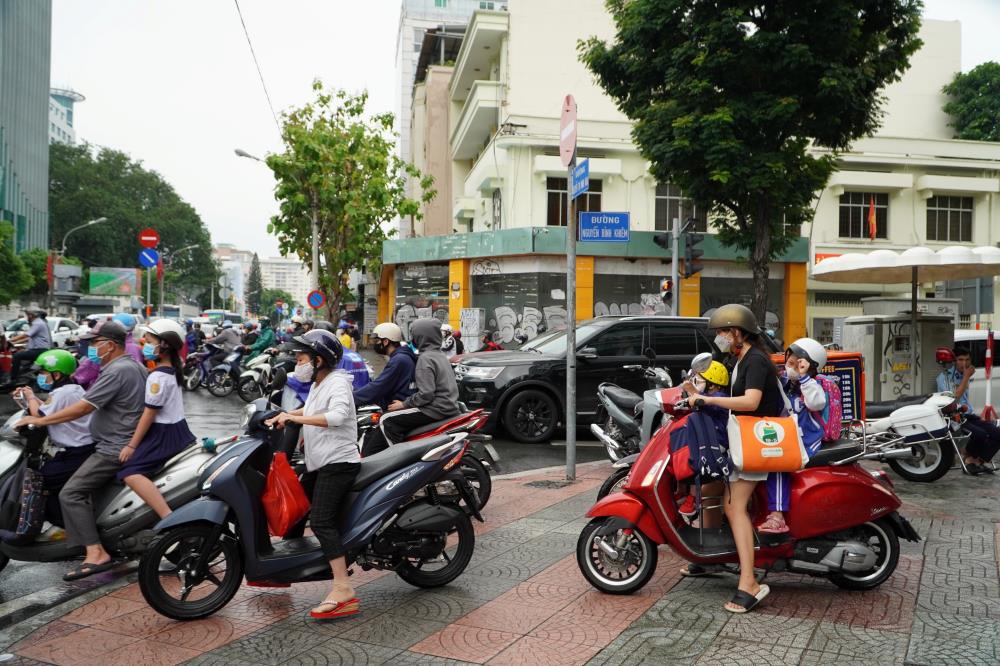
[49,88,83,145]
[259,256,311,307]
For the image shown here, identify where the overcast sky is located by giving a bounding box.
[51,0,1000,259]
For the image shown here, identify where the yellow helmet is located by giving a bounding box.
[699,360,729,387]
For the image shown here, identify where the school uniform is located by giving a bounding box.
[117,367,195,480]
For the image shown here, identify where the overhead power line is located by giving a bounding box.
[233,0,282,136]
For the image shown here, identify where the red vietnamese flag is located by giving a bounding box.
[156,257,164,282]
[867,195,877,240]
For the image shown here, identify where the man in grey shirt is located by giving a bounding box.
[17,320,147,580]
[6,308,52,385]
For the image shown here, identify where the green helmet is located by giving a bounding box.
[35,349,78,377]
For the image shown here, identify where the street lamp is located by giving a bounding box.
[50,216,108,311]
[235,146,320,292]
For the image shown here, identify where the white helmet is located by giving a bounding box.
[291,315,305,325]
[144,319,187,351]
[372,322,403,343]
[441,323,453,335]
[787,337,827,371]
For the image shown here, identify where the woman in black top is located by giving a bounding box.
[684,304,781,614]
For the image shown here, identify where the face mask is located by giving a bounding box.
[691,376,707,393]
[36,374,53,391]
[142,343,159,361]
[373,341,387,355]
[714,334,733,353]
[785,364,799,380]
[87,344,103,366]
[293,361,314,383]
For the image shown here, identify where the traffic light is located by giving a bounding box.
[683,232,705,278]
[660,278,674,305]
[653,233,671,251]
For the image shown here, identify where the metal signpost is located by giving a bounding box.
[138,248,159,319]
[560,94,578,481]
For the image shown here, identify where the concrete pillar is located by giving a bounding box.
[783,262,808,342]
[448,258,471,329]
[576,256,594,321]
[378,265,396,325]
[679,272,701,317]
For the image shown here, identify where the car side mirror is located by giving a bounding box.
[644,347,656,362]
[577,346,598,359]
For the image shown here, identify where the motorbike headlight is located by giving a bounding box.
[240,403,257,431]
[460,366,504,380]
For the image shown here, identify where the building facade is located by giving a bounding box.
[49,87,84,145]
[1,0,52,252]
[259,256,311,308]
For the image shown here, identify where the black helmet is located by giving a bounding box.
[312,320,336,332]
[290,329,343,368]
[707,304,759,335]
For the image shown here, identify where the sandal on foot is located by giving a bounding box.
[680,564,712,577]
[757,514,790,534]
[309,597,359,620]
[63,560,116,581]
[725,584,770,614]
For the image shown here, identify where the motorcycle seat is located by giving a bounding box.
[408,417,460,437]
[867,417,893,434]
[804,439,864,468]
[352,434,453,491]
[601,385,643,412]
[864,394,931,419]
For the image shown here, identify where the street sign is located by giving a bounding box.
[307,290,326,310]
[579,212,630,243]
[218,275,229,288]
[219,287,232,300]
[138,248,160,268]
[559,94,577,167]
[138,228,160,249]
[571,158,589,200]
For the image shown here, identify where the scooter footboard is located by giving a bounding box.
[154,497,229,532]
[587,492,664,543]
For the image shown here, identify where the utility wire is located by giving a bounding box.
[233,0,282,136]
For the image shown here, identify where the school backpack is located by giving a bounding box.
[811,374,843,442]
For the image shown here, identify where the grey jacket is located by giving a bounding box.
[403,319,460,420]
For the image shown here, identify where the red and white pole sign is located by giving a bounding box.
[138,228,160,248]
[984,330,996,420]
[559,94,577,168]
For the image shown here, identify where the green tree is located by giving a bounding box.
[0,223,33,305]
[943,61,1000,142]
[247,253,263,316]
[266,82,434,319]
[18,248,49,295]
[260,287,296,322]
[580,0,922,322]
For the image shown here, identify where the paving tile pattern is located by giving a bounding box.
[4,461,999,665]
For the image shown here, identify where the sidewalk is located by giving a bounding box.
[1,461,998,665]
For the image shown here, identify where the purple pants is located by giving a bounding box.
[766,438,824,512]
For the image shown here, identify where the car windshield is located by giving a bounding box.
[519,321,610,355]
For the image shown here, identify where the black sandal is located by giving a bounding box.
[63,560,116,581]
[680,564,710,577]
[725,584,770,614]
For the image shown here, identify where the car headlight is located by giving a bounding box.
[460,366,504,380]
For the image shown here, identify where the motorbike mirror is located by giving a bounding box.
[690,352,713,374]
[270,367,287,392]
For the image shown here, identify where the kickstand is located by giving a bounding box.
[755,567,770,584]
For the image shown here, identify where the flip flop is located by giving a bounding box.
[757,515,790,534]
[725,584,770,614]
[309,597,360,620]
[63,560,116,581]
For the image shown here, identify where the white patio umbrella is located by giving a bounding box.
[812,245,1000,396]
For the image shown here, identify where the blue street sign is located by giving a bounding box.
[307,290,326,310]
[571,158,589,200]
[579,211,630,243]
[138,248,159,268]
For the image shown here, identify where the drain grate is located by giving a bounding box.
[524,480,575,489]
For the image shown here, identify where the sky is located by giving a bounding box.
[51,1,1000,258]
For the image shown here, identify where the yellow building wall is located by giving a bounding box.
[783,262,807,342]
[576,256,594,321]
[679,272,701,317]
[377,265,396,325]
[449,259,471,329]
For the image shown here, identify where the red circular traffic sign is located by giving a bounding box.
[138,228,160,248]
[559,94,577,167]
[307,290,326,310]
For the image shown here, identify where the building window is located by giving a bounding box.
[479,1,494,8]
[838,192,887,239]
[546,178,602,226]
[926,195,973,243]
[434,0,447,6]
[654,183,707,232]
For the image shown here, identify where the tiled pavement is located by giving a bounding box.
[2,461,998,665]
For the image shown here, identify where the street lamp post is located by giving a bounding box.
[235,148,320,291]
[50,216,108,311]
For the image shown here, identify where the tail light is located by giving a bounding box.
[370,412,380,424]
[443,444,467,470]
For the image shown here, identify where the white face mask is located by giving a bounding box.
[714,334,733,353]
[691,376,707,393]
[785,364,799,380]
[293,361,315,383]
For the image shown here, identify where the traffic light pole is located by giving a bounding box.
[565,164,577,482]
[671,217,680,316]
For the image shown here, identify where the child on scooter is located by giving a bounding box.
[757,338,828,534]
[1,350,94,545]
[676,360,731,518]
[117,320,196,520]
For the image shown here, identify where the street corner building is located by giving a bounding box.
[379,1,1000,350]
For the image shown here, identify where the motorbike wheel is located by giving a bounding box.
[236,376,262,403]
[888,437,954,482]
[596,467,631,500]
[183,367,201,392]
[138,524,243,621]
[577,517,657,595]
[207,369,235,398]
[396,512,475,589]
[459,457,492,509]
[828,518,900,591]
[503,389,558,443]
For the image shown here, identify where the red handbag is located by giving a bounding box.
[261,452,311,537]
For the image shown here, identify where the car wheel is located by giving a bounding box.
[503,389,558,443]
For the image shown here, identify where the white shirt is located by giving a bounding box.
[301,369,360,471]
[145,368,185,424]
[40,384,93,447]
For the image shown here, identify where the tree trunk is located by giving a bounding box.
[749,207,772,331]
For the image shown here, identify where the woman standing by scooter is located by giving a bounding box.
[684,304,784,614]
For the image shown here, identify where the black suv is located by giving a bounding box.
[456,316,723,443]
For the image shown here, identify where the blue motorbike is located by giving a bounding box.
[136,400,482,620]
[206,346,245,398]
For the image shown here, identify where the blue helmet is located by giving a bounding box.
[112,312,137,331]
[221,320,234,329]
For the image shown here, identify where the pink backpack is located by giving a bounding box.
[811,375,843,442]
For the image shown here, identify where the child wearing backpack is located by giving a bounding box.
[757,338,833,534]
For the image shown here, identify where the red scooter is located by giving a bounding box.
[577,386,921,594]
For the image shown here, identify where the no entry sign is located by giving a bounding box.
[138,228,160,248]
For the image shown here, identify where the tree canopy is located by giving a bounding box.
[246,253,263,316]
[943,61,1000,142]
[260,287,296,323]
[580,0,923,323]
[266,82,434,319]
[0,223,33,305]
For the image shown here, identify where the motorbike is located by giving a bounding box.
[592,348,675,462]
[182,343,221,392]
[0,397,236,574]
[237,349,278,403]
[577,394,922,596]
[137,405,483,621]
[207,347,246,398]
